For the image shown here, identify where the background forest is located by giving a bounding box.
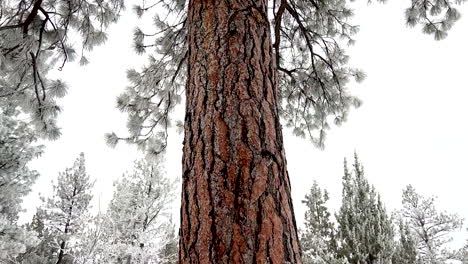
[1,0,468,263]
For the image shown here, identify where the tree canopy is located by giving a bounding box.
[1,0,465,150]
[0,0,124,138]
[0,111,43,261]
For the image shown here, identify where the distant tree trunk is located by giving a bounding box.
[56,240,66,264]
[56,187,76,264]
[180,1,302,263]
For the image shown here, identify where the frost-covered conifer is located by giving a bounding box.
[300,181,347,264]
[399,185,464,264]
[0,111,43,261]
[16,209,56,264]
[157,221,178,264]
[392,219,419,264]
[0,0,124,138]
[99,157,176,264]
[336,154,394,264]
[460,240,468,264]
[41,153,94,264]
[71,212,108,264]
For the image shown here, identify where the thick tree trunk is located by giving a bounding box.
[180,1,302,263]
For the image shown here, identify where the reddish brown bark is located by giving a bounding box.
[180,0,302,263]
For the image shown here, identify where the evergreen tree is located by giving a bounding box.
[392,219,419,264]
[41,153,94,264]
[99,158,177,264]
[105,1,466,262]
[336,154,394,264]
[16,210,56,264]
[459,238,468,264]
[0,111,43,261]
[300,181,346,264]
[71,212,108,264]
[3,0,466,262]
[0,0,124,138]
[158,221,178,264]
[399,185,464,264]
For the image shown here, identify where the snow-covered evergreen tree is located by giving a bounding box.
[41,153,94,264]
[16,209,56,264]
[98,157,177,263]
[399,185,464,264]
[157,220,178,264]
[392,219,419,264]
[300,181,347,264]
[71,212,109,264]
[336,154,394,264]
[0,111,43,261]
[459,239,468,264]
[0,0,124,138]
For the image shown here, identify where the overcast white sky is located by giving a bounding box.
[22,0,468,248]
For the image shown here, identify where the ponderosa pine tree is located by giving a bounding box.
[336,154,394,264]
[2,0,467,262]
[41,153,94,264]
[0,111,43,261]
[399,185,464,264]
[300,181,347,264]
[105,1,467,262]
[98,158,176,264]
